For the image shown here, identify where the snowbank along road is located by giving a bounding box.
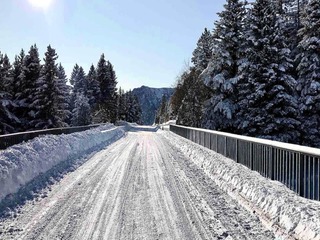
[0,126,275,239]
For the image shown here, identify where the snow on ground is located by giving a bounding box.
[162,130,320,240]
[0,124,126,202]
[159,120,176,131]
[0,126,274,239]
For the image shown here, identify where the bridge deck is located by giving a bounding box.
[0,127,274,239]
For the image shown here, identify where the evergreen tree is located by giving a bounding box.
[296,0,320,147]
[201,0,247,132]
[236,0,299,142]
[16,45,41,129]
[169,71,192,120]
[56,63,71,126]
[0,52,18,134]
[72,93,91,126]
[69,64,88,122]
[156,95,168,124]
[70,64,79,86]
[177,69,207,127]
[32,45,67,129]
[96,54,118,123]
[74,67,88,95]
[125,91,142,123]
[70,64,87,95]
[105,61,118,122]
[191,28,213,72]
[96,54,108,122]
[117,87,127,121]
[11,49,25,103]
[2,54,13,94]
[87,64,100,109]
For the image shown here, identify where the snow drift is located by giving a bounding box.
[163,131,320,240]
[0,124,126,201]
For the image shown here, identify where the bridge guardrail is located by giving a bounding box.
[0,124,103,150]
[170,124,320,201]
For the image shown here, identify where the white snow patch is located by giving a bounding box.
[0,124,126,201]
[163,131,320,240]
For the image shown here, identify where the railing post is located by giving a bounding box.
[299,153,305,197]
[250,142,254,170]
[225,136,227,156]
[235,139,238,163]
[270,147,275,180]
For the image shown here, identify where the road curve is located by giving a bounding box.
[0,127,275,239]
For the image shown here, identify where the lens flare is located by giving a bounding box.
[28,0,53,11]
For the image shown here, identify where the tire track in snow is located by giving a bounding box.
[0,127,274,239]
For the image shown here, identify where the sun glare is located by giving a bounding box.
[28,0,53,11]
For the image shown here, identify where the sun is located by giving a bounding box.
[28,0,53,11]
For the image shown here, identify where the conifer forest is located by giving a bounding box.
[1,0,320,148]
[0,46,142,134]
[157,0,320,148]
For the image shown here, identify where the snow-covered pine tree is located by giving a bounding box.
[69,64,80,113]
[95,54,109,122]
[74,66,88,96]
[70,64,79,86]
[87,64,100,109]
[70,64,87,96]
[69,64,89,124]
[177,68,206,128]
[191,28,213,72]
[56,63,71,126]
[105,61,118,123]
[296,0,320,147]
[96,54,118,123]
[155,95,168,124]
[132,94,142,124]
[15,45,41,130]
[201,0,247,132]
[11,50,25,103]
[125,90,142,124]
[0,52,19,134]
[1,54,13,95]
[236,0,300,142]
[72,93,91,126]
[278,0,309,72]
[169,71,190,120]
[117,87,127,121]
[32,45,68,129]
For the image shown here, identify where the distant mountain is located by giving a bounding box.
[132,86,174,125]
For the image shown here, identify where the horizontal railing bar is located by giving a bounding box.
[169,124,320,201]
[171,124,320,157]
[0,124,103,150]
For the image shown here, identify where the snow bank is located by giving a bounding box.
[160,120,176,131]
[163,131,320,240]
[0,124,126,201]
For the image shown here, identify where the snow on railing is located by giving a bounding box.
[0,124,103,150]
[170,124,320,201]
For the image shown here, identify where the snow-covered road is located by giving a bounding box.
[0,127,274,239]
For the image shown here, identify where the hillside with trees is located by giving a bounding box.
[0,46,142,134]
[158,0,320,147]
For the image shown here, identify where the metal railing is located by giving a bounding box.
[170,124,320,201]
[0,124,103,150]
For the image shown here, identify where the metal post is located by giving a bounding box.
[299,154,305,197]
[235,139,238,163]
[270,147,275,180]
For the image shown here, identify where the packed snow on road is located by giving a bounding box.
[0,124,319,240]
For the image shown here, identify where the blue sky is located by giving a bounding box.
[1,0,225,90]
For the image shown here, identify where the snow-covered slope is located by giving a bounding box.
[163,131,320,240]
[132,86,174,125]
[0,124,126,201]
